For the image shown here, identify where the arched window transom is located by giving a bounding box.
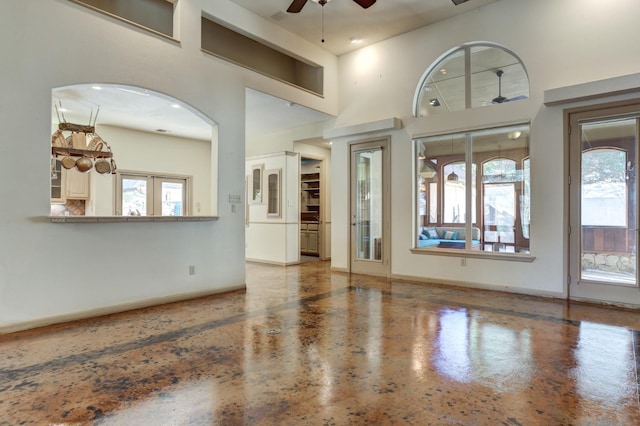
[414,42,529,117]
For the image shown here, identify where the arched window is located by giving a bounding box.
[413,42,529,117]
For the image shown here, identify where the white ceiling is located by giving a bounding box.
[228,0,497,56]
[52,85,334,142]
[52,0,497,142]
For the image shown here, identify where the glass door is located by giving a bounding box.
[121,175,150,216]
[483,183,516,252]
[117,173,188,216]
[156,178,186,216]
[350,139,390,276]
[569,105,640,304]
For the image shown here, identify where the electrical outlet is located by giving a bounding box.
[189,265,196,275]
[460,258,466,267]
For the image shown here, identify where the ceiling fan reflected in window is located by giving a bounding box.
[491,70,528,104]
[287,0,376,14]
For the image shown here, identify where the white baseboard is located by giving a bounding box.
[0,284,246,335]
[246,258,301,266]
[391,273,566,299]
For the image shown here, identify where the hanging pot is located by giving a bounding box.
[75,157,93,173]
[61,156,76,169]
[94,158,111,174]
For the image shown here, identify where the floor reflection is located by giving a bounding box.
[0,261,639,424]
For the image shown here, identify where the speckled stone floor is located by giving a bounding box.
[1,260,640,425]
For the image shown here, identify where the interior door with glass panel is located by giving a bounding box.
[350,139,390,276]
[569,106,640,304]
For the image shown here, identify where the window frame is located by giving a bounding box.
[413,42,529,117]
[115,170,191,216]
[412,123,534,262]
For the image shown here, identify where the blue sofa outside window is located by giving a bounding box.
[417,226,481,249]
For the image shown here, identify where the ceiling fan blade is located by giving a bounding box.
[353,0,376,9]
[287,0,308,13]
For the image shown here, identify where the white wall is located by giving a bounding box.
[88,125,212,216]
[330,0,640,297]
[246,122,334,261]
[0,0,337,332]
[245,152,300,265]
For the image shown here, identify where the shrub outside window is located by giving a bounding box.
[415,124,530,254]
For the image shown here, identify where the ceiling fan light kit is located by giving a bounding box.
[287,0,377,43]
[287,0,376,14]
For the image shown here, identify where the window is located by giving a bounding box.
[581,148,627,226]
[116,172,190,216]
[414,42,529,117]
[415,124,530,254]
[443,162,476,224]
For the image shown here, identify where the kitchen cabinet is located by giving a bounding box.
[51,160,90,203]
[51,160,64,203]
[65,168,90,199]
[300,223,319,255]
[301,172,320,220]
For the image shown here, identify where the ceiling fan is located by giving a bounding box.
[287,0,376,13]
[491,70,527,104]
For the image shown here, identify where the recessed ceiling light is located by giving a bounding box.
[171,104,181,108]
[350,37,361,44]
[440,68,447,75]
[508,131,522,140]
[92,86,102,90]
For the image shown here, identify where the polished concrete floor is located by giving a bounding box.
[1,260,640,425]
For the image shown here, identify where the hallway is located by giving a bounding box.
[1,261,639,425]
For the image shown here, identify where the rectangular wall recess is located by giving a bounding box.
[69,0,174,39]
[201,16,323,96]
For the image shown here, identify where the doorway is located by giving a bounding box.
[568,101,640,305]
[350,138,390,276]
[300,156,324,259]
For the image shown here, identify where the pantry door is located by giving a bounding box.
[350,138,390,277]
